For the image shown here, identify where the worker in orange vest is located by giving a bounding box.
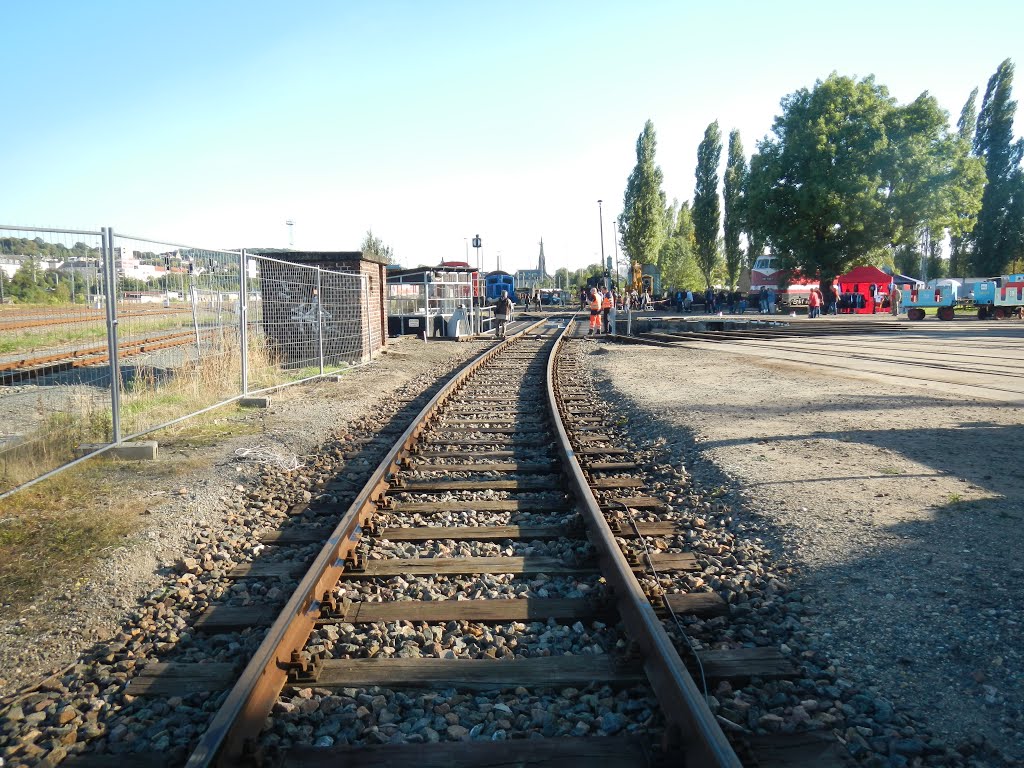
[588,288,602,336]
[601,289,613,334]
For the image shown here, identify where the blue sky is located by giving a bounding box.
[3,0,1022,272]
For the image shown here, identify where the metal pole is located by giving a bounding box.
[189,280,202,359]
[316,268,324,374]
[422,271,430,341]
[614,217,620,292]
[598,200,606,290]
[239,249,249,394]
[102,227,122,444]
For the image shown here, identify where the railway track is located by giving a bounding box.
[0,318,853,767]
[151,317,741,767]
[0,329,214,385]
[0,307,194,333]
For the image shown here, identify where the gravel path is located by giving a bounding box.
[586,338,1024,765]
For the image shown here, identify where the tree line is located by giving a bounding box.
[618,59,1024,290]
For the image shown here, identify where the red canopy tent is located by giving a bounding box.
[836,265,891,314]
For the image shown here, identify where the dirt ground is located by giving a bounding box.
[587,340,1024,761]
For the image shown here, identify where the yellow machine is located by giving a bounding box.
[631,262,657,294]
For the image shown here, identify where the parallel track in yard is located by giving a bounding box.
[0,329,215,385]
[615,320,1024,403]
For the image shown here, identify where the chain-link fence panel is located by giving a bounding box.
[246,255,371,388]
[2,229,388,499]
[0,225,111,495]
[110,233,244,438]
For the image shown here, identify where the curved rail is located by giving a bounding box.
[547,319,741,768]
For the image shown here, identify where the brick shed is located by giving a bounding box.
[248,249,387,366]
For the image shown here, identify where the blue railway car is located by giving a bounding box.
[485,271,515,302]
[974,274,1024,319]
[904,283,958,321]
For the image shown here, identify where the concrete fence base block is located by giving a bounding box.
[239,396,271,408]
[323,375,345,383]
[77,441,158,461]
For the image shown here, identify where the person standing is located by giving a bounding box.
[493,290,516,337]
[808,286,822,318]
[587,288,602,336]
[829,281,841,315]
[767,287,777,315]
[890,284,902,316]
[493,290,513,339]
[685,289,693,311]
[601,288,613,333]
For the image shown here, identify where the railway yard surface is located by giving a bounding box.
[0,313,1022,767]
[590,318,1024,764]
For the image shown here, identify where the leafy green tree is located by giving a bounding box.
[620,120,666,276]
[360,229,396,264]
[656,201,704,291]
[973,59,1023,275]
[553,267,570,290]
[748,73,984,282]
[723,129,747,288]
[693,121,722,289]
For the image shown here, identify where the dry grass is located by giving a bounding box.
[1,330,340,496]
[0,461,141,617]
[0,405,262,617]
[0,398,112,493]
[154,404,264,448]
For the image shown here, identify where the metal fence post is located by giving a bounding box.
[189,280,202,359]
[103,227,122,444]
[239,249,249,394]
[316,267,324,375]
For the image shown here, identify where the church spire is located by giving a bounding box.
[537,238,547,277]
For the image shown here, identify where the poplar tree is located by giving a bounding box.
[973,59,1022,275]
[620,120,667,278]
[693,121,722,289]
[723,129,747,288]
[949,88,979,278]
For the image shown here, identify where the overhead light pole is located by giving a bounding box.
[613,217,620,293]
[597,200,607,290]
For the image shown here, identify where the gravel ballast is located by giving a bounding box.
[584,339,1023,766]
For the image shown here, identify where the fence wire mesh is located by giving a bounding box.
[0,225,111,493]
[112,234,243,438]
[247,254,372,389]
[1,226,386,499]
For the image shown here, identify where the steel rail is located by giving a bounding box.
[547,318,743,768]
[0,330,213,375]
[184,317,551,767]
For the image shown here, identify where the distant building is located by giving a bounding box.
[0,255,26,279]
[514,238,549,293]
